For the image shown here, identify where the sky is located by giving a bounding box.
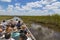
[0,0,60,16]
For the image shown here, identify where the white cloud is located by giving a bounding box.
[43,5,58,10]
[52,2,60,7]
[0,0,60,16]
[42,0,57,5]
[15,3,20,6]
[14,5,23,11]
[43,1,60,11]
[0,5,52,16]
[44,0,57,2]
[7,5,14,12]
[0,0,11,2]
[22,1,42,10]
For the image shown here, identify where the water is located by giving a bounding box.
[29,23,60,40]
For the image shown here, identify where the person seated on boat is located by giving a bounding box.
[7,20,15,28]
[20,33,32,40]
[5,25,13,33]
[19,33,27,40]
[19,25,32,40]
[19,25,28,38]
[20,25,27,32]
[8,20,16,27]
[15,19,19,24]
[26,33,32,40]
[4,33,15,40]
[11,24,16,28]
[9,19,14,24]
[1,20,7,30]
[16,21,22,29]
[11,27,20,40]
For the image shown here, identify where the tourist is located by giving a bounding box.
[6,25,13,33]
[16,21,22,29]
[1,20,7,30]
[26,33,32,40]
[19,33,27,40]
[19,25,28,34]
[4,33,15,40]
[11,27,20,40]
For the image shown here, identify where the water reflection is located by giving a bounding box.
[29,23,60,40]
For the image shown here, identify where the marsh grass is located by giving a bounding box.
[0,16,13,21]
[0,14,60,32]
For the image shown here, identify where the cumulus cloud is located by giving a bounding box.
[0,0,11,2]
[0,0,60,16]
[43,1,60,10]
[43,5,58,10]
[42,0,57,5]
[7,5,13,11]
[22,1,42,10]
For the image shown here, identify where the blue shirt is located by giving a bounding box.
[11,32,20,40]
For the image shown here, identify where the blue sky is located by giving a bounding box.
[0,0,40,8]
[0,0,60,16]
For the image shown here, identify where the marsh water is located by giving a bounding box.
[29,23,60,40]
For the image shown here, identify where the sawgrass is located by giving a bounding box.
[0,14,60,32]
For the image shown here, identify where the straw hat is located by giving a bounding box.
[13,27,18,32]
[21,25,27,30]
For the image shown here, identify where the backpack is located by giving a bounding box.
[5,33,11,39]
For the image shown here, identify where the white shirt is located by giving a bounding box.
[8,38,15,40]
[27,37,32,40]
[1,22,7,28]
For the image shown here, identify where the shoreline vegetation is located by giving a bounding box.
[0,14,60,32]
